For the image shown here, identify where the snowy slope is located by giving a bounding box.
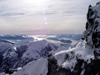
[54,40,94,70]
[13,58,48,75]
[15,40,59,67]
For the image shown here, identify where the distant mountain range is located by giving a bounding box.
[0,34,82,73]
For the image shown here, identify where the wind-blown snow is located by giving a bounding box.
[54,40,94,70]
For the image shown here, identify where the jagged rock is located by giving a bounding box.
[83,1,100,59]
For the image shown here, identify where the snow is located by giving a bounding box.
[13,47,17,51]
[3,48,18,60]
[50,46,68,56]
[0,72,5,75]
[92,2,100,19]
[13,39,91,75]
[13,38,93,75]
[62,57,76,72]
[54,40,94,70]
[81,69,85,75]
[17,67,22,70]
[28,40,48,51]
[21,40,58,60]
[0,38,61,73]
[0,42,12,52]
[13,58,48,75]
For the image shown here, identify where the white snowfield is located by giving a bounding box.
[13,58,48,75]
[0,72,5,75]
[54,40,94,71]
[22,40,58,59]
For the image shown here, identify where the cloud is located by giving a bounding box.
[0,0,99,34]
[23,30,48,32]
[0,13,24,16]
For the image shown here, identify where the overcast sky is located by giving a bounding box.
[0,0,99,34]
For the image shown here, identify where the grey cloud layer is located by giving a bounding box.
[0,0,99,34]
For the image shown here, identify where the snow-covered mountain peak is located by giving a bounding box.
[0,39,61,73]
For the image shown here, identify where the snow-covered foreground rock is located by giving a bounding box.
[47,2,100,75]
[13,58,48,75]
[47,40,94,75]
[54,40,93,69]
[11,1,100,75]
